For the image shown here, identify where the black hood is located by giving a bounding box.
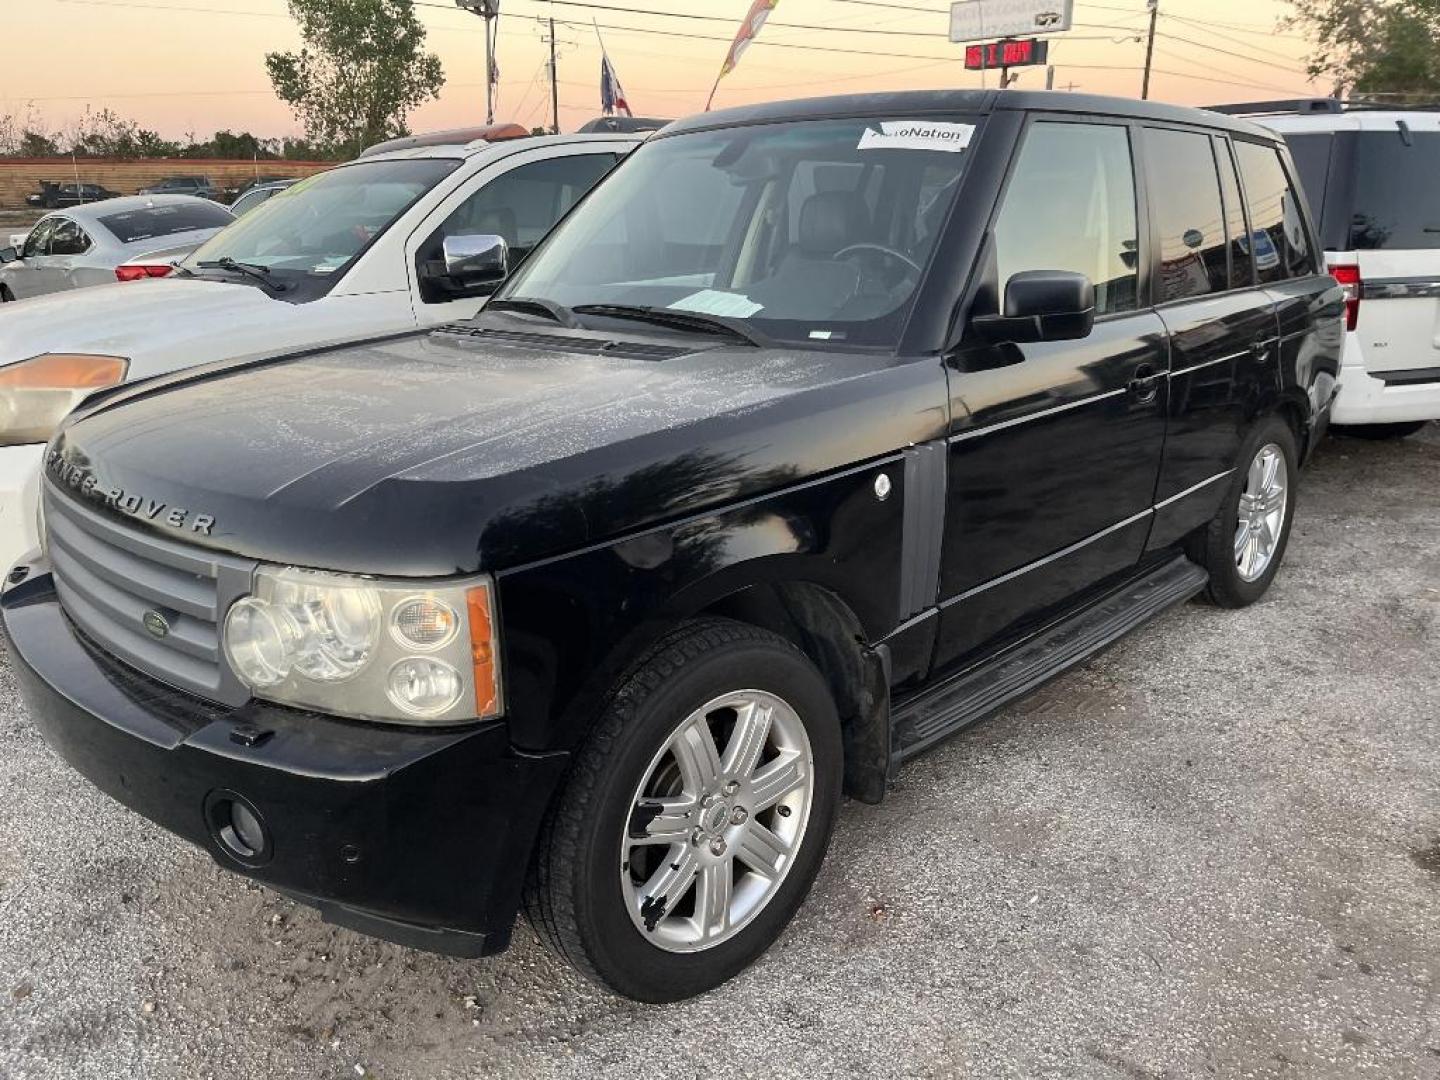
[48,324,947,576]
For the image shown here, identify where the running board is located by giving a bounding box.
[892,556,1210,764]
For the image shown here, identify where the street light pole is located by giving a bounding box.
[1141,0,1158,101]
[455,0,501,124]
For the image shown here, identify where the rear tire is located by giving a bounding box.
[1188,415,1299,609]
[0,286,12,303]
[526,618,842,1002]
[1333,421,1428,441]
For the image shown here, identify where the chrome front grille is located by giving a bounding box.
[43,484,255,706]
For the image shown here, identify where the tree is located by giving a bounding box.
[1289,0,1440,98]
[266,0,444,158]
[65,107,181,157]
[0,104,60,157]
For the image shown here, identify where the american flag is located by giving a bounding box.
[600,52,631,117]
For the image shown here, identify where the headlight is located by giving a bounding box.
[0,354,129,446]
[223,566,502,726]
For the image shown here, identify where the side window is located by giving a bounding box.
[1216,138,1254,289]
[1146,127,1229,302]
[993,121,1139,317]
[22,219,56,258]
[48,219,91,256]
[434,153,616,262]
[1235,140,1314,282]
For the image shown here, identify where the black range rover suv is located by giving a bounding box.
[5,91,1342,1002]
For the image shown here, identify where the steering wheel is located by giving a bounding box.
[833,242,922,274]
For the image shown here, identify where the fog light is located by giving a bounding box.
[228,801,266,856]
[205,790,272,865]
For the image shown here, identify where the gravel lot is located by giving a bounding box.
[2,425,1437,1080]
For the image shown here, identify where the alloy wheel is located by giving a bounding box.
[621,690,814,953]
[1234,442,1289,583]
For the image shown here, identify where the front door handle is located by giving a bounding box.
[1128,364,1162,403]
[1250,337,1274,365]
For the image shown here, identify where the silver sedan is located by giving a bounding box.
[0,195,234,302]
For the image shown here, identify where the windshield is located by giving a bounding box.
[503,117,978,347]
[100,202,234,244]
[183,158,460,279]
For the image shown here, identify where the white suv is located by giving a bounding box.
[0,128,641,567]
[1240,101,1440,439]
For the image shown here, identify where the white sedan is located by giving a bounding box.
[0,129,642,568]
[0,195,234,301]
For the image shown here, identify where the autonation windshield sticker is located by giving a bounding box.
[858,121,976,153]
[670,290,765,318]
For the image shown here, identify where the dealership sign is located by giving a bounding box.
[964,38,1049,70]
[949,0,1073,43]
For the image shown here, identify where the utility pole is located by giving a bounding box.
[548,16,560,134]
[1141,0,1158,101]
[455,0,501,124]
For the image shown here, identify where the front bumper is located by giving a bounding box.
[1,561,569,957]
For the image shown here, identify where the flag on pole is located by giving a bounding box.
[705,0,779,111]
[595,20,632,118]
[600,53,631,116]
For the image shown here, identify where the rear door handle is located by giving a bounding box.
[1250,337,1275,364]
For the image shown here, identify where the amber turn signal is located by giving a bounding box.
[466,583,502,719]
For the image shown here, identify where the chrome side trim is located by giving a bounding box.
[880,607,938,644]
[1169,351,1248,380]
[949,388,1128,445]
[941,508,1155,608]
[1154,469,1235,511]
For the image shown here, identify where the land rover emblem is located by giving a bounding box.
[142,610,171,639]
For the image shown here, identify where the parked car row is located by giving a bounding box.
[0,90,1366,1005]
[20,173,303,210]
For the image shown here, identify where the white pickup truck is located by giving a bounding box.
[0,130,641,567]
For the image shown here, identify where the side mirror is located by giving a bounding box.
[443,233,509,286]
[0,246,18,265]
[972,270,1096,344]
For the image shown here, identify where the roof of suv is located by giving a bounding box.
[664,89,1280,141]
[359,131,645,163]
[1256,110,1440,133]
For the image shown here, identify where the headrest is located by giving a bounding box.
[798,190,870,256]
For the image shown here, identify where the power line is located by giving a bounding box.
[1153,29,1308,74]
[1162,11,1307,54]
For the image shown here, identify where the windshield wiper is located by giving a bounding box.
[486,296,577,327]
[572,304,764,347]
[196,257,290,292]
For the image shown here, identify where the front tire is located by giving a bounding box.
[1189,415,1299,609]
[1333,421,1428,441]
[526,618,842,1002]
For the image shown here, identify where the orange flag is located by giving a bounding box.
[705,0,781,111]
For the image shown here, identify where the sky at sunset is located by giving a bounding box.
[4,0,1318,142]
